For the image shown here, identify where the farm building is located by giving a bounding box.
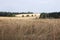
[15,13,40,19]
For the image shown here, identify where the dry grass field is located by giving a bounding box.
[0,17,60,40]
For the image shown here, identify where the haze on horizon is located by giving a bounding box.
[0,0,60,13]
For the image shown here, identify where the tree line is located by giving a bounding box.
[0,12,33,17]
[40,12,60,18]
[0,11,60,18]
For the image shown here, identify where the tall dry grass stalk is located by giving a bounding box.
[0,17,60,40]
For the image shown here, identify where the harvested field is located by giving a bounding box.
[0,17,60,40]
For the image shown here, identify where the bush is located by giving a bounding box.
[3,13,16,17]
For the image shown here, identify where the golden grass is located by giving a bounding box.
[0,17,60,40]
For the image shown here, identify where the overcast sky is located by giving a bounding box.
[0,0,60,12]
